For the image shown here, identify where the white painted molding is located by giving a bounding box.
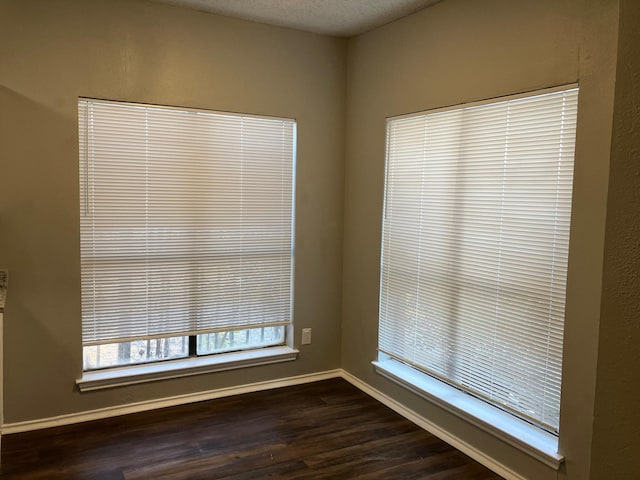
[77,346,300,392]
[0,367,546,480]
[372,359,562,469]
[1,369,341,435]
[340,369,529,480]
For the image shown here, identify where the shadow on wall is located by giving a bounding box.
[0,86,82,422]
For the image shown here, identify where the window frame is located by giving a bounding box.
[82,326,289,372]
[77,98,298,382]
[375,84,579,466]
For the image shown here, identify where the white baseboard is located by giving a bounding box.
[1,367,527,480]
[1,369,341,435]
[340,370,528,480]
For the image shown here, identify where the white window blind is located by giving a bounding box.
[79,99,295,346]
[379,86,578,432]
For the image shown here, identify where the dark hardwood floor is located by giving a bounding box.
[0,378,503,479]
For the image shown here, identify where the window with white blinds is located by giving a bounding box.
[379,86,578,433]
[78,99,295,349]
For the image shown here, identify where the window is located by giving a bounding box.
[79,99,295,372]
[378,86,578,433]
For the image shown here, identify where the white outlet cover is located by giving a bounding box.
[301,328,312,345]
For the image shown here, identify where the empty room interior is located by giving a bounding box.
[0,0,638,479]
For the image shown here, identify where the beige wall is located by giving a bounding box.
[0,0,346,422]
[342,0,619,479]
[591,0,640,477]
[2,0,637,479]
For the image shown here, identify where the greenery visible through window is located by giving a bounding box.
[83,326,286,370]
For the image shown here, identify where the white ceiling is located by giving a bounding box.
[148,0,442,37]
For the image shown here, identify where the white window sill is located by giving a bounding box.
[373,357,564,470]
[77,346,299,392]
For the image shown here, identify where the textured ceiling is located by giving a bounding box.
[148,0,442,37]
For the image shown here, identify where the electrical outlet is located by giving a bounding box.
[301,328,312,345]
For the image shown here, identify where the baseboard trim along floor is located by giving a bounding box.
[1,369,342,435]
[3,368,527,480]
[340,370,527,480]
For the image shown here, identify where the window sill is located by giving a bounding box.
[372,357,563,470]
[77,346,299,392]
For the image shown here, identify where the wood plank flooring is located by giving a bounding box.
[0,378,503,479]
